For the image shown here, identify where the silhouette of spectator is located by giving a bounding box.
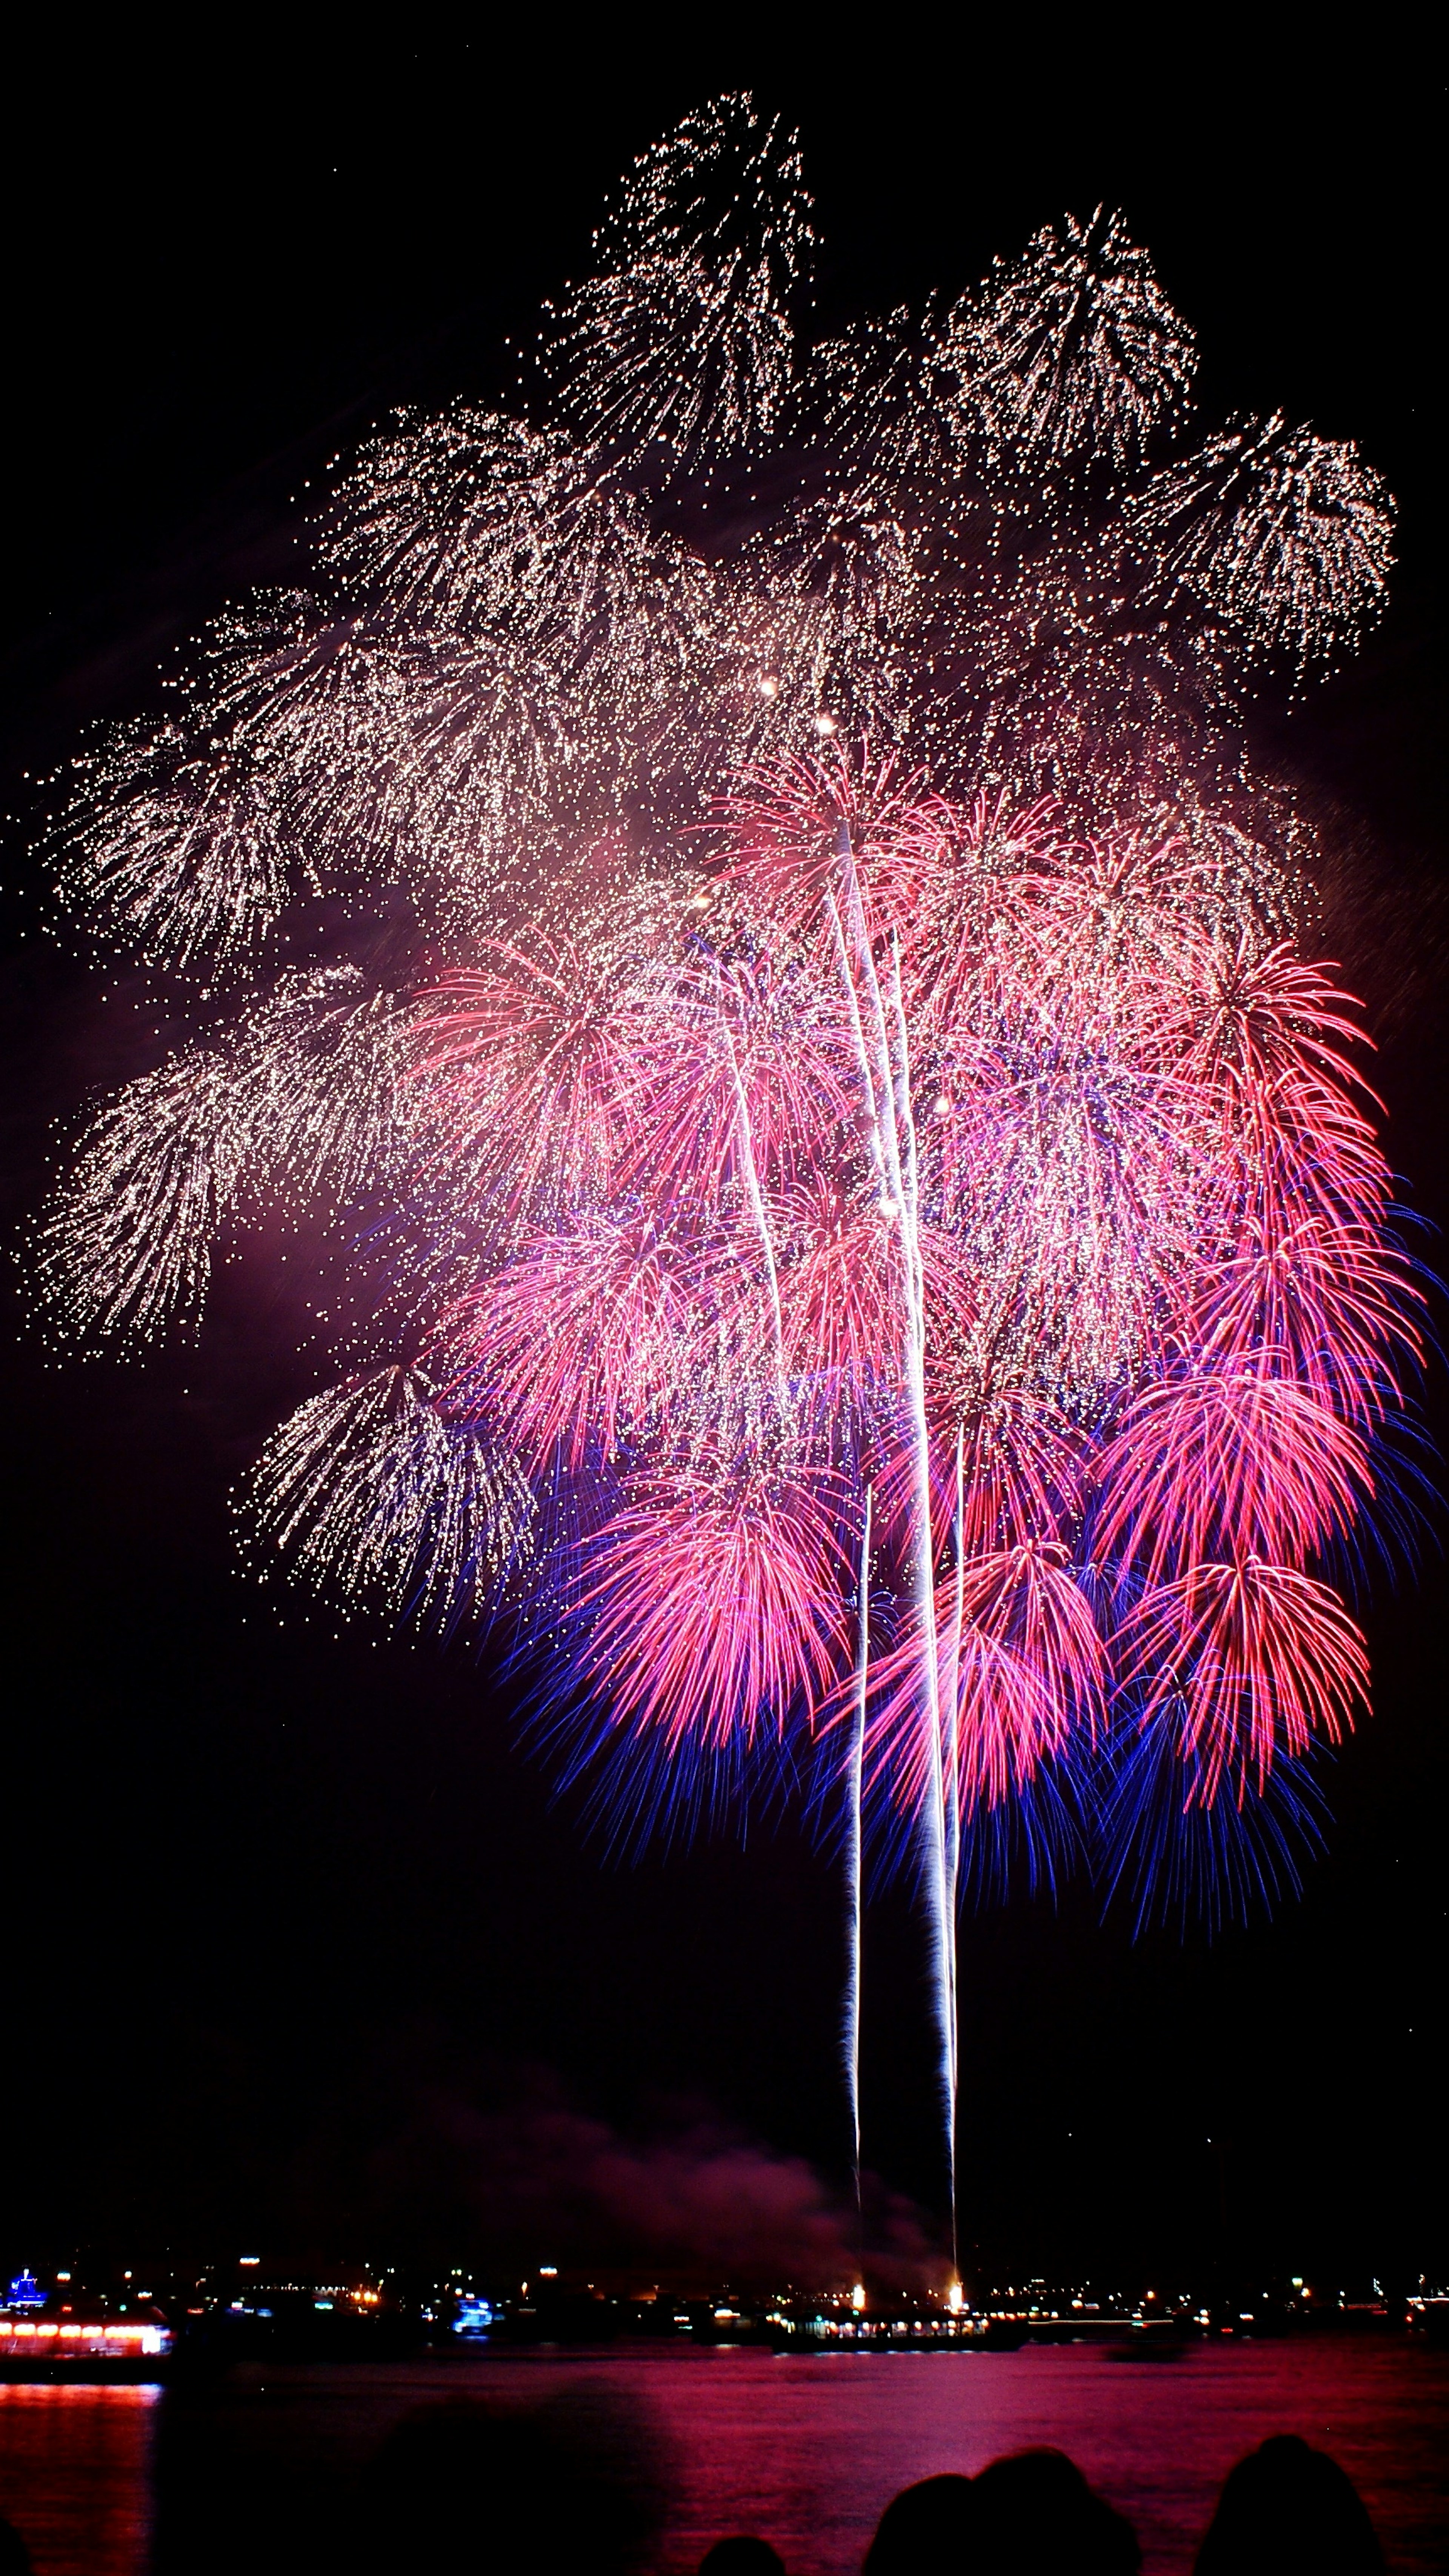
[1195,2434,1386,2572]
[0,2520,31,2576]
[866,2453,1140,2572]
[699,2540,786,2575]
[971,2451,1140,2571]
[863,2474,978,2570]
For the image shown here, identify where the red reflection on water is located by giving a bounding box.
[0,2383,158,2576]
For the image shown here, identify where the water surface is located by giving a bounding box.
[2,2343,1446,2573]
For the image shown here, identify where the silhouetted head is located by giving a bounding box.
[1195,2434,1385,2572]
[0,2520,31,2576]
[864,2474,978,2571]
[971,2449,1141,2572]
[698,2540,786,2576]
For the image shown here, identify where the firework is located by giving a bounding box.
[242,1365,533,1638]
[952,206,1196,472]
[733,487,923,746]
[27,93,1425,2242]
[812,298,977,484]
[38,966,409,1344]
[1129,413,1395,669]
[540,92,812,462]
[376,751,1411,2244]
[38,1041,238,1344]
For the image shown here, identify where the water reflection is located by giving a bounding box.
[0,2384,158,2576]
[0,2346,1445,2574]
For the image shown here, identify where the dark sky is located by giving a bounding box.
[1,27,1444,2294]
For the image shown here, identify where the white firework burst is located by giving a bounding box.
[321,409,574,635]
[50,594,424,974]
[37,967,411,1346]
[36,1044,240,1344]
[225,965,412,1204]
[541,93,813,460]
[1128,412,1395,669]
[51,708,292,977]
[242,1364,534,1637]
[731,485,923,743]
[811,298,977,483]
[389,634,577,929]
[321,407,718,693]
[954,206,1196,472]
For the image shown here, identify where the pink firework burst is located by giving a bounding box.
[386,741,1412,1897]
[572,1459,854,1754]
[1114,1557,1371,1800]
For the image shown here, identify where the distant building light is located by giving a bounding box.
[453,2298,495,2338]
[238,2256,260,2267]
[7,2274,44,2309]
[539,2265,558,2278]
[55,2273,72,2285]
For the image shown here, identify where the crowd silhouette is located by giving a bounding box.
[717,2437,1389,2572]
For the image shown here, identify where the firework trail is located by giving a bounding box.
[843,1483,872,2257]
[28,93,1425,2251]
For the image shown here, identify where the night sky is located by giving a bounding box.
[2,29,1443,2295]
